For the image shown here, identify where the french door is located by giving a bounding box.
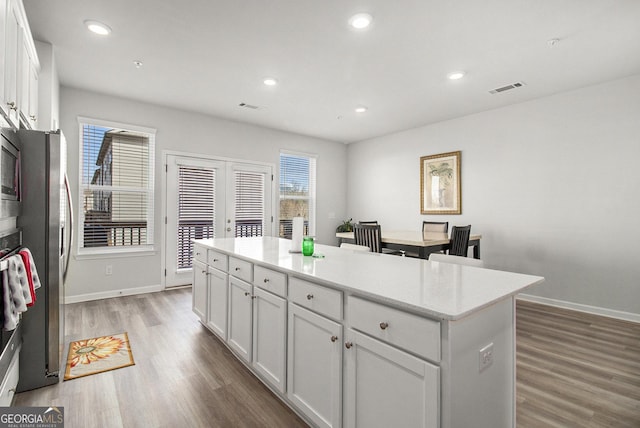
[164,154,273,287]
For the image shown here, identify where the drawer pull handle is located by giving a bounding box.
[379,322,389,330]
[196,252,201,256]
[306,294,314,300]
[201,270,206,274]
[235,267,241,271]
[345,342,353,349]
[251,295,257,299]
[244,291,251,297]
[213,258,219,262]
[330,335,338,343]
[263,278,269,283]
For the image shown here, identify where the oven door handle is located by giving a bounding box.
[63,173,73,281]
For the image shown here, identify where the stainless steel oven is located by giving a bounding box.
[0,128,21,218]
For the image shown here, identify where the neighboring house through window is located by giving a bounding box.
[78,117,155,254]
[279,151,316,238]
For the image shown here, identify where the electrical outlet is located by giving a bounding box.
[479,342,494,372]
[105,265,113,276]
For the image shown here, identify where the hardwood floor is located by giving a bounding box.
[516,300,640,427]
[14,291,640,427]
[13,288,307,428]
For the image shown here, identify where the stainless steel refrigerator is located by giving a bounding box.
[13,129,72,391]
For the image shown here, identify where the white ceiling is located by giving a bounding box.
[23,0,640,143]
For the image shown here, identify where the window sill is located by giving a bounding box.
[75,246,156,260]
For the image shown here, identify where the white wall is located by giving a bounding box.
[347,74,640,316]
[34,40,59,131]
[61,87,347,301]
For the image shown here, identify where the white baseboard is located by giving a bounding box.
[517,294,640,324]
[65,284,165,304]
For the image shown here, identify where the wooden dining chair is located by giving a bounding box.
[353,224,383,253]
[448,225,471,257]
[422,221,448,234]
[358,220,379,226]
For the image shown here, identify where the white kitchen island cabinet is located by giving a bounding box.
[192,237,544,428]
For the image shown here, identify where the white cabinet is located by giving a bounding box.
[287,303,342,428]
[252,286,286,393]
[192,259,207,320]
[1,0,20,128]
[344,329,439,428]
[18,32,38,128]
[227,275,253,362]
[0,0,38,129]
[206,266,228,340]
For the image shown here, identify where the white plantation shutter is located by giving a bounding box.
[279,152,316,238]
[79,120,155,252]
[177,166,216,269]
[234,171,265,237]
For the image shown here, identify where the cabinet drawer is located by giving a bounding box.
[289,277,342,321]
[229,257,253,283]
[348,296,440,363]
[254,265,287,297]
[208,249,228,272]
[0,351,19,406]
[193,244,208,264]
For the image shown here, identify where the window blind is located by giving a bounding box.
[279,153,316,238]
[80,123,154,251]
[177,166,216,269]
[234,171,264,237]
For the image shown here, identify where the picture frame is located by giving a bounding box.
[420,151,461,214]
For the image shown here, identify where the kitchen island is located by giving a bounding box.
[191,237,544,428]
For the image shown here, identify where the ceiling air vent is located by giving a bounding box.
[239,102,259,109]
[489,81,525,94]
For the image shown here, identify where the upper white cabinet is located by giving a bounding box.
[1,0,38,129]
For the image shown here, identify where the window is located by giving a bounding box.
[279,152,316,238]
[78,117,155,254]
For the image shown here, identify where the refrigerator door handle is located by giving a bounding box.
[63,173,74,281]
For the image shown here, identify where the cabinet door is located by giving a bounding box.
[192,260,207,320]
[227,276,252,362]
[0,0,6,114]
[2,0,20,128]
[28,59,37,127]
[206,267,228,340]
[344,329,439,428]
[288,303,342,428]
[252,287,286,393]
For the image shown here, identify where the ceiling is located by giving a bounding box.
[23,0,640,143]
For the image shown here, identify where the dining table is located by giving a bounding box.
[336,230,482,259]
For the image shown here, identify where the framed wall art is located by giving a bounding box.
[420,151,461,214]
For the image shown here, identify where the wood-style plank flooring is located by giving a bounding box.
[14,290,640,427]
[13,288,307,428]
[516,299,640,427]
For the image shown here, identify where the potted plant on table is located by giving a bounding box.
[336,218,353,233]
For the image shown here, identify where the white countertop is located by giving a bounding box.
[195,237,544,321]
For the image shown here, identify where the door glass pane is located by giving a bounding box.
[177,165,215,269]
[234,170,265,237]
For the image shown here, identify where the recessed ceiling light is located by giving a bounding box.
[447,71,466,80]
[263,77,278,86]
[133,60,143,69]
[355,106,368,113]
[84,20,112,36]
[349,13,373,30]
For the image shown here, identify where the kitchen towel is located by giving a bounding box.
[2,255,30,330]
[19,248,41,307]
